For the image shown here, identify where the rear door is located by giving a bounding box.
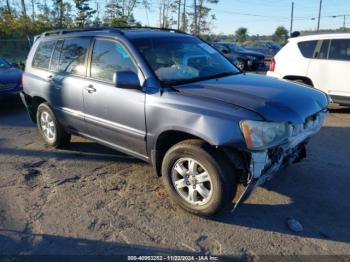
[306,39,330,93]
[49,37,91,132]
[325,39,350,97]
[83,37,147,157]
[307,38,350,97]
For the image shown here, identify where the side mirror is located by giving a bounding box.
[113,71,140,89]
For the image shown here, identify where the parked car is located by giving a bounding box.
[243,40,282,60]
[212,42,265,71]
[21,27,329,217]
[0,56,22,105]
[267,33,350,106]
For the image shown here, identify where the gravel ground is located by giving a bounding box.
[0,103,349,260]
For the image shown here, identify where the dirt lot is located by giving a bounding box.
[0,103,349,260]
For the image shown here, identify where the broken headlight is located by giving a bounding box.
[240,120,291,150]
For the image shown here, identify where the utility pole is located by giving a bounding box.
[317,0,323,31]
[344,15,346,29]
[290,2,294,36]
[178,0,181,30]
[194,0,198,34]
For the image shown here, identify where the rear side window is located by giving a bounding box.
[59,38,90,76]
[32,41,56,69]
[329,39,350,61]
[50,40,64,71]
[297,40,317,58]
[318,40,330,59]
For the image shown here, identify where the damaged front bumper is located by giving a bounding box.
[233,109,327,211]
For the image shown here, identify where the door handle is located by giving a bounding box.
[85,85,96,94]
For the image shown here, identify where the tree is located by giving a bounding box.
[273,26,288,44]
[181,0,188,31]
[158,0,177,28]
[73,0,96,27]
[104,0,123,25]
[235,27,248,43]
[190,0,218,34]
[52,0,73,28]
[20,0,27,17]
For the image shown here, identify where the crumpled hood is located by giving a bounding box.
[0,68,22,84]
[176,73,329,124]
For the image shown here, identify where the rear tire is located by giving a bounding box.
[36,103,71,148]
[161,139,236,217]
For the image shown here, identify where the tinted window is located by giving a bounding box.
[50,40,63,71]
[131,36,239,85]
[59,38,89,76]
[90,39,137,82]
[318,40,330,59]
[298,40,317,58]
[329,39,350,61]
[32,41,56,69]
[0,57,10,70]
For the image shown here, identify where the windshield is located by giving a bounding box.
[225,43,246,52]
[268,42,282,49]
[131,36,240,85]
[0,57,10,70]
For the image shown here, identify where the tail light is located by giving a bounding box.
[269,58,276,72]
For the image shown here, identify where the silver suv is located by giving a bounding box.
[21,27,329,216]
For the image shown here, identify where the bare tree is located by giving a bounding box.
[20,0,27,16]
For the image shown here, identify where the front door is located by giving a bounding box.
[83,38,147,157]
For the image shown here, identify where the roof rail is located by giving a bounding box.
[40,26,187,38]
[117,26,188,34]
[41,27,123,37]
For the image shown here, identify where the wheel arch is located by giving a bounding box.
[283,75,314,87]
[23,94,48,123]
[151,129,247,178]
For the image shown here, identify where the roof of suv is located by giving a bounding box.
[289,32,350,42]
[38,27,189,41]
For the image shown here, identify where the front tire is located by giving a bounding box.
[161,139,236,217]
[36,103,71,148]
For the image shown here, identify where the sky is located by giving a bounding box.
[131,0,350,35]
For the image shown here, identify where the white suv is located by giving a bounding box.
[267,33,350,105]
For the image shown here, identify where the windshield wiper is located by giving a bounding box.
[204,71,240,80]
[163,71,240,87]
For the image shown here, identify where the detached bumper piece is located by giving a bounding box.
[232,110,327,212]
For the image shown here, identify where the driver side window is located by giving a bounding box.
[90,39,137,82]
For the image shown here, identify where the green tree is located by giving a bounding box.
[235,27,248,43]
[74,0,96,27]
[52,0,73,28]
[190,0,219,34]
[273,26,288,44]
[104,0,123,25]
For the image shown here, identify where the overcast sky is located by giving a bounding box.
[130,0,350,35]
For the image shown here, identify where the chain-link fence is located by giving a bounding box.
[0,38,32,64]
